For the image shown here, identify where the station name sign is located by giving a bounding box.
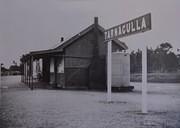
[104,13,151,41]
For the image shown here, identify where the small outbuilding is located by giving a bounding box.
[21,17,132,90]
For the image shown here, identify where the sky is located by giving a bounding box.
[0,0,180,68]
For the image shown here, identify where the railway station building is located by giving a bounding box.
[20,17,132,90]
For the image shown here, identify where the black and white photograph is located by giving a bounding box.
[0,0,180,128]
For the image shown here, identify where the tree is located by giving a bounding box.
[154,42,173,72]
[130,42,179,73]
[160,42,172,53]
[166,52,178,72]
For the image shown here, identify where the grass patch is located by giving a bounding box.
[131,72,180,83]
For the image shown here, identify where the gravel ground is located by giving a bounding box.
[0,76,180,128]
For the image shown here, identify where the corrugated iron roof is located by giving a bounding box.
[23,21,127,58]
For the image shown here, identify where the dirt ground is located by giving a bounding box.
[0,76,180,128]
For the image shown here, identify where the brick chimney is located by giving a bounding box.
[60,37,64,42]
[94,17,98,25]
